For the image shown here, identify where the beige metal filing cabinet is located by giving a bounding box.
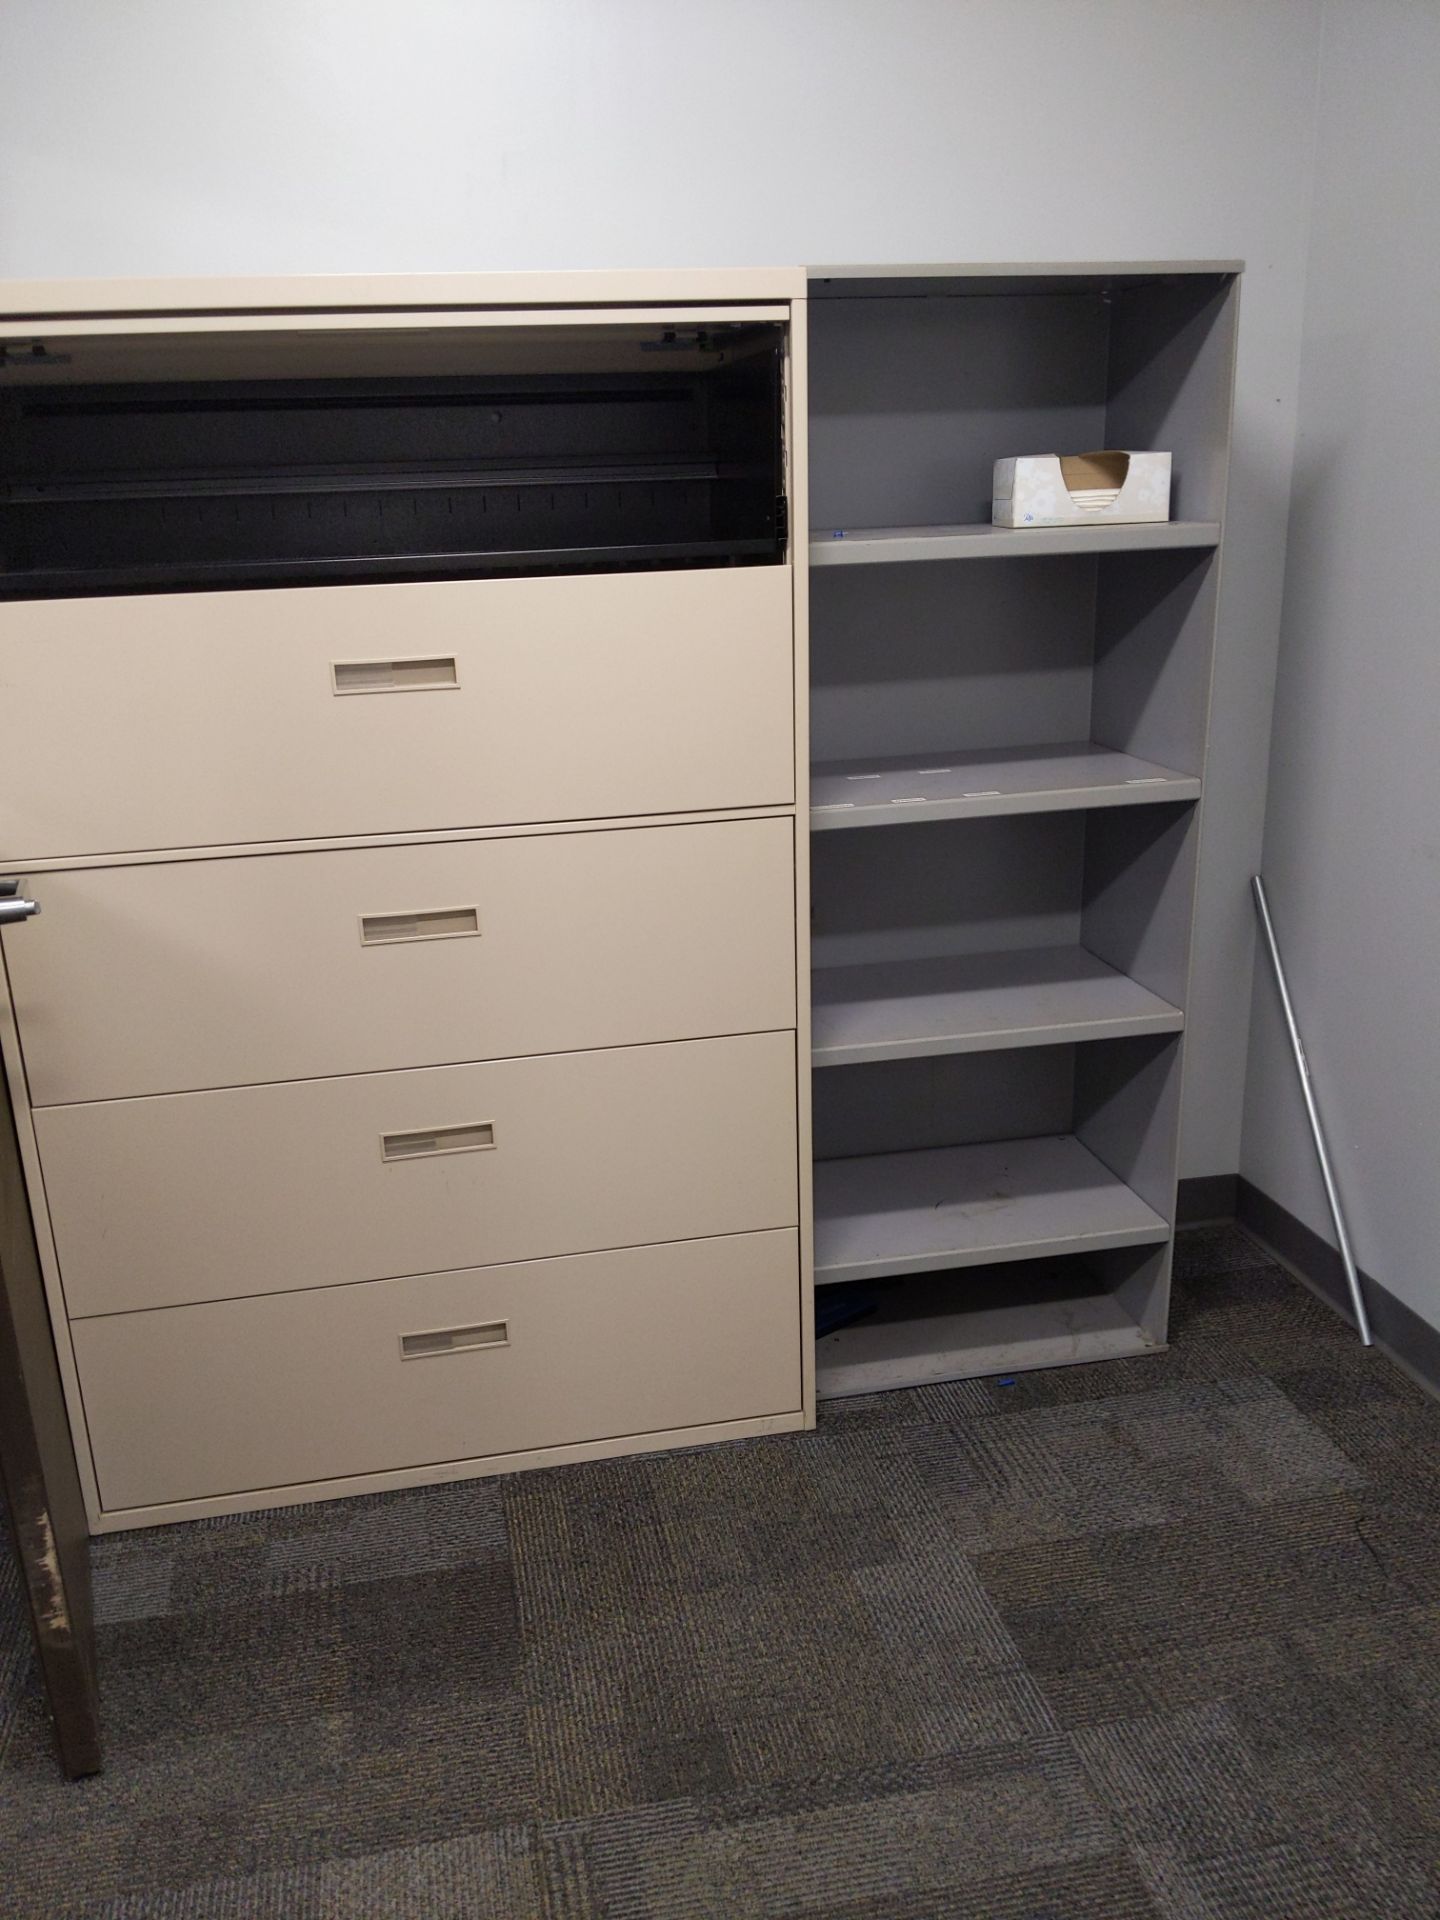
[0,271,815,1530]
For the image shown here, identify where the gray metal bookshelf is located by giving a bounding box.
[807,259,1240,1398]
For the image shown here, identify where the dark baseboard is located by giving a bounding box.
[1176,1174,1238,1226]
[1236,1175,1440,1398]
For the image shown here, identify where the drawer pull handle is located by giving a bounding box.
[360,906,480,945]
[332,656,459,695]
[401,1321,508,1360]
[381,1121,496,1161]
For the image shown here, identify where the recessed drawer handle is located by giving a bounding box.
[360,906,480,945]
[332,656,459,694]
[401,1321,508,1359]
[381,1122,496,1161]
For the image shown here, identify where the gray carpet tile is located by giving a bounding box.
[4,1227,1440,1917]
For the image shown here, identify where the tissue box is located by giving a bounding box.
[991,450,1171,528]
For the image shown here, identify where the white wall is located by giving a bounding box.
[1242,1,1440,1315]
[0,0,1325,1179]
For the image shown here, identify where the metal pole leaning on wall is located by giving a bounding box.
[1251,874,1373,1347]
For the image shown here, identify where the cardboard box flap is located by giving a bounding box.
[1059,450,1131,495]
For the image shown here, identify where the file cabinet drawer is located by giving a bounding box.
[8,817,796,1105]
[73,1229,803,1512]
[1,565,794,860]
[41,1032,799,1316]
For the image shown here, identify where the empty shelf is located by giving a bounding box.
[811,947,1184,1066]
[809,521,1221,565]
[814,1135,1169,1286]
[815,1268,1159,1398]
[811,743,1199,829]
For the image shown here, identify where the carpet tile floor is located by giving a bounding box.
[3,1227,1439,1917]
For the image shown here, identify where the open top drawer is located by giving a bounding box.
[0,309,788,597]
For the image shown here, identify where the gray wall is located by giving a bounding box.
[0,0,1325,1179]
[1241,1,1440,1319]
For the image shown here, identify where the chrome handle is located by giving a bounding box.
[0,880,39,926]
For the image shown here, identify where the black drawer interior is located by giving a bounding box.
[0,321,787,597]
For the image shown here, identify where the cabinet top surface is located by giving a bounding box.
[0,262,1245,319]
[808,259,1243,295]
[0,261,1247,320]
[0,267,806,320]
